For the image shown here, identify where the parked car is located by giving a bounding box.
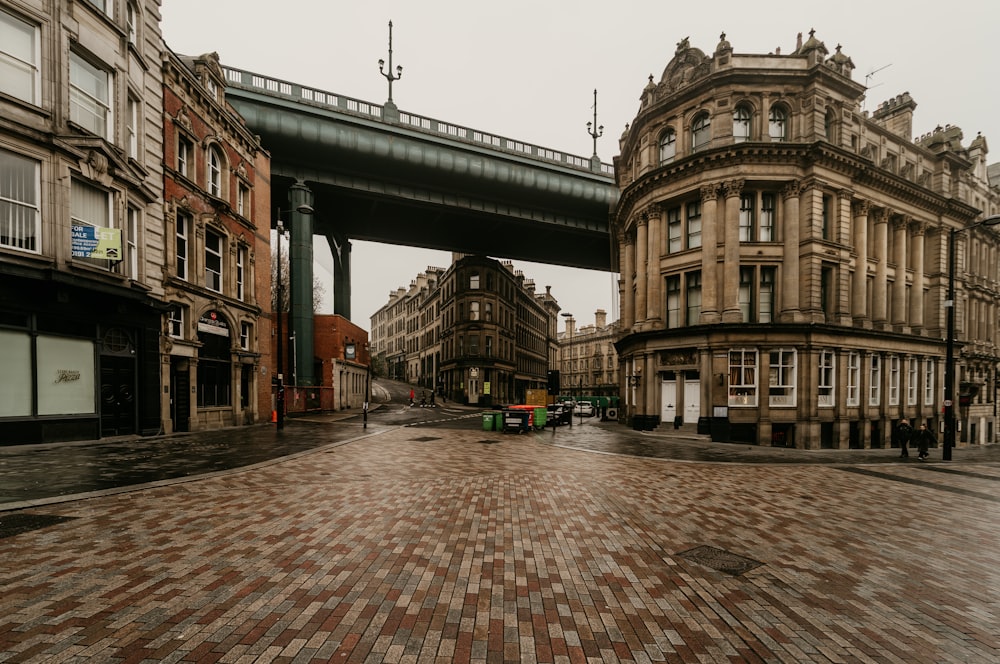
[546,403,572,426]
[575,401,596,417]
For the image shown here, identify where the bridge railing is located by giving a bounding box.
[223,66,615,178]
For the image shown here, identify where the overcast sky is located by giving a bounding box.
[161,0,999,333]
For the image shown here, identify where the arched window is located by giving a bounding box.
[768,106,788,142]
[824,108,837,143]
[692,113,711,151]
[207,145,225,197]
[659,128,676,164]
[733,105,752,143]
[197,311,232,407]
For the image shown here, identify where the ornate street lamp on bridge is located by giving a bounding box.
[378,20,403,109]
[943,214,1000,459]
[586,89,604,171]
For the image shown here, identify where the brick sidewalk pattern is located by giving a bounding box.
[1,426,998,663]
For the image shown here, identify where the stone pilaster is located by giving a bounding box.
[699,184,721,324]
[851,200,870,323]
[721,179,744,323]
[779,181,802,322]
[872,208,890,328]
[634,211,648,331]
[909,220,926,332]
[891,214,910,331]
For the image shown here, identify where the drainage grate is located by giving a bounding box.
[676,545,763,576]
[411,436,440,442]
[0,513,78,540]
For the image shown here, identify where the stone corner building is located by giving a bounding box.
[613,31,1000,449]
[0,0,166,443]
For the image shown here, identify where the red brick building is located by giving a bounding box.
[276,314,370,413]
[161,51,271,432]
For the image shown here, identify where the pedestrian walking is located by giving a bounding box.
[912,422,937,460]
[894,418,913,458]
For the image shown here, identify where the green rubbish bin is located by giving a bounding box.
[483,413,495,431]
[533,407,547,429]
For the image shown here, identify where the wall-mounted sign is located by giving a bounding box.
[345,343,356,360]
[71,225,122,260]
[197,311,229,337]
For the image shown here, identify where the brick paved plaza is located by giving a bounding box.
[2,425,999,663]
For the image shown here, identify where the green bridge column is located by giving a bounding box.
[332,236,351,320]
[289,181,315,387]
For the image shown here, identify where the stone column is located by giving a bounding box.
[909,221,926,332]
[620,228,635,329]
[700,184,721,324]
[872,208,889,327]
[722,179,744,323]
[891,215,909,330]
[646,204,662,325]
[852,200,870,322]
[635,212,648,331]
[780,181,802,321]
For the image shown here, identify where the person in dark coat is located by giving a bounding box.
[912,422,937,460]
[894,418,913,458]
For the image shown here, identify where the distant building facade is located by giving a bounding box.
[0,0,166,442]
[162,50,270,432]
[560,310,619,400]
[371,255,560,405]
[613,31,1000,448]
[370,266,447,385]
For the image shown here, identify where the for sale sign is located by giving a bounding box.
[71,225,122,260]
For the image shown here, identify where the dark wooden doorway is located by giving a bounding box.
[100,355,136,437]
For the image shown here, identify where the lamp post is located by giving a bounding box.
[943,214,1000,459]
[586,88,604,167]
[561,313,575,427]
[627,364,642,427]
[274,203,313,430]
[378,20,403,105]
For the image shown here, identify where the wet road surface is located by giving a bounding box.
[4,403,999,511]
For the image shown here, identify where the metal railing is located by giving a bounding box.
[223,66,615,177]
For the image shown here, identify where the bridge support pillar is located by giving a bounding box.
[289,181,316,387]
[327,233,352,320]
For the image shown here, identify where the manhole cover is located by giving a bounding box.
[676,545,763,576]
[0,513,77,540]
[411,436,440,442]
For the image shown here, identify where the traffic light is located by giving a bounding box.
[547,370,560,395]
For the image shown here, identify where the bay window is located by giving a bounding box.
[70,52,112,138]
